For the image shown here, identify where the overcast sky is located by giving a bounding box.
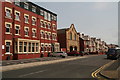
[29,1,118,45]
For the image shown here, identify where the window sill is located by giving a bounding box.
[32,36,37,38]
[25,35,29,37]
[5,16,12,19]
[25,22,29,24]
[5,53,12,55]
[5,32,11,35]
[15,19,20,22]
[32,24,36,26]
[15,34,20,36]
[41,37,44,39]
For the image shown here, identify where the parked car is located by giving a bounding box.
[106,48,120,59]
[67,51,83,56]
[80,51,89,55]
[50,51,67,58]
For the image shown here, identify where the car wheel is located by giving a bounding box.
[62,56,65,58]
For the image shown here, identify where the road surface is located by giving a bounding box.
[2,55,112,79]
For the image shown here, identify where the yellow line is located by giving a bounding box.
[91,60,115,78]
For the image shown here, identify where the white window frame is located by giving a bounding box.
[40,30,44,39]
[24,14,29,24]
[48,23,51,29]
[15,10,20,21]
[40,20,44,27]
[32,28,36,38]
[41,43,44,52]
[24,27,29,37]
[5,7,12,18]
[6,42,10,53]
[32,16,36,25]
[15,24,20,35]
[5,22,12,34]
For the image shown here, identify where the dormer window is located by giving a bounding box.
[24,3,29,9]
[40,9,44,16]
[44,11,47,20]
[32,6,36,12]
[14,0,20,6]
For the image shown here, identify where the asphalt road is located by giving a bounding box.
[2,55,112,79]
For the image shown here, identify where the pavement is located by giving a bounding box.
[1,57,67,66]
[99,58,120,80]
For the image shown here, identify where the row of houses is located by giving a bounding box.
[57,24,108,54]
[1,0,114,60]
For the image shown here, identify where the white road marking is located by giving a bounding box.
[18,69,47,77]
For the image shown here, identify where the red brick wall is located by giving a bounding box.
[2,2,58,60]
[57,30,66,49]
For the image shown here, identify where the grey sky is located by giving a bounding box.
[29,1,118,45]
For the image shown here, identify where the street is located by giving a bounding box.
[2,55,112,79]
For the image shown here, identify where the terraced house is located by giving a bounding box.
[1,0,60,60]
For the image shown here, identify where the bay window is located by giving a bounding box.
[36,43,39,52]
[24,42,27,52]
[32,43,35,52]
[19,42,23,52]
[28,42,31,52]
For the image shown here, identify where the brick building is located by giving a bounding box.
[57,24,80,52]
[1,0,60,60]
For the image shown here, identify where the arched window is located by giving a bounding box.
[70,32,72,40]
[74,34,76,40]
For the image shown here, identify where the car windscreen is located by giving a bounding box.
[56,52,63,53]
[116,49,120,54]
[107,49,116,54]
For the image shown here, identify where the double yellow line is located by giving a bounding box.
[91,60,116,79]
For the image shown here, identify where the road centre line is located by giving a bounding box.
[18,69,47,78]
